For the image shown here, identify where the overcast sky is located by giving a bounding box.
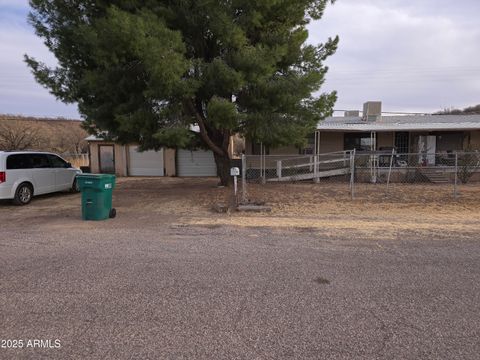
[0,0,479,118]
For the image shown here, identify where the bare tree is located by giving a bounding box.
[47,123,88,154]
[435,104,480,115]
[0,120,42,151]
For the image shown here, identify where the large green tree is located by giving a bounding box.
[26,0,338,185]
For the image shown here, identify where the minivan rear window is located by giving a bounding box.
[6,154,32,170]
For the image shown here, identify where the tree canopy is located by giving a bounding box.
[26,0,338,184]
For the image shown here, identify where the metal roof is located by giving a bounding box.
[317,115,480,132]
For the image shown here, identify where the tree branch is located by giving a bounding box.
[222,129,231,154]
[185,99,225,157]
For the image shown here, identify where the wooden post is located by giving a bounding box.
[276,160,282,179]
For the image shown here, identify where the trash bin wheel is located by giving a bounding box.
[109,208,116,219]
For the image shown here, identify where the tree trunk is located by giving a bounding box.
[214,152,232,186]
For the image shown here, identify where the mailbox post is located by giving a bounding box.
[230,167,240,196]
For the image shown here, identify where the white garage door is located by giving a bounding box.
[128,146,164,176]
[177,149,217,177]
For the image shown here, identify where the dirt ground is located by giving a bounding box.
[1,177,479,240]
[2,177,480,359]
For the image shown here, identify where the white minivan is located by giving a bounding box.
[0,151,82,205]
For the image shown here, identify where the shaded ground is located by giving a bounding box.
[1,178,479,359]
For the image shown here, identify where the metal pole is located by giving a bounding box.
[259,142,262,180]
[386,148,395,194]
[370,132,376,183]
[372,132,377,183]
[260,142,264,184]
[241,154,246,203]
[350,149,356,200]
[454,152,458,199]
[317,131,321,155]
[314,154,319,183]
[261,143,266,184]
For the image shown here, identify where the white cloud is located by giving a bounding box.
[0,1,479,116]
[308,0,480,113]
[0,4,79,117]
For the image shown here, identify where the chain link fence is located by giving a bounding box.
[241,151,480,203]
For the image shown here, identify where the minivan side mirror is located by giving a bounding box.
[67,162,73,168]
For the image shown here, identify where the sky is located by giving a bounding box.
[0,0,479,118]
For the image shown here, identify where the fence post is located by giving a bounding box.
[260,143,263,184]
[386,148,395,195]
[261,144,266,184]
[276,160,282,180]
[313,155,319,183]
[454,152,458,199]
[241,154,246,204]
[350,149,356,200]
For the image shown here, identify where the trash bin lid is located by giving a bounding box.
[76,173,116,190]
[77,173,115,180]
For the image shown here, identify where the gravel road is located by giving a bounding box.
[1,212,479,359]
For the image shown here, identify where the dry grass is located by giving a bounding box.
[2,177,478,240]
[110,178,480,239]
[185,181,480,239]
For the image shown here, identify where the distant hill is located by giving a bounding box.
[435,104,480,115]
[0,114,88,153]
[0,114,82,123]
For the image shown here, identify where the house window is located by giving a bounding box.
[436,132,464,152]
[395,132,409,154]
[344,132,373,151]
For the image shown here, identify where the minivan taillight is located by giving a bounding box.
[0,171,5,183]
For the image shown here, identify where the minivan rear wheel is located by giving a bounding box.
[13,183,33,205]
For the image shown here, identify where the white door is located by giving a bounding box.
[426,136,436,165]
[47,154,75,191]
[177,149,217,177]
[128,146,164,176]
[418,136,436,165]
[30,154,55,194]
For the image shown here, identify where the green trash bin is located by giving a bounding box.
[76,174,116,221]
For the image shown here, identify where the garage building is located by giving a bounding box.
[86,136,219,178]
